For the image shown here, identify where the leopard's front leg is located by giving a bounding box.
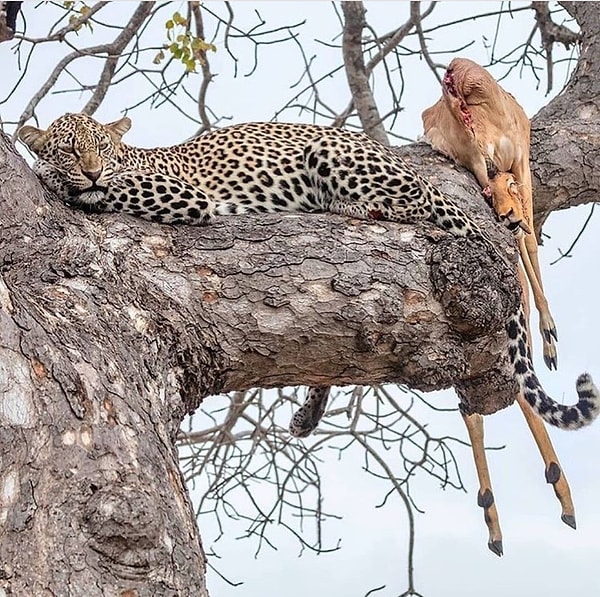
[105,171,216,225]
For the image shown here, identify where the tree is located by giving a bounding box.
[0,2,598,596]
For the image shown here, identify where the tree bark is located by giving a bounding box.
[0,129,523,593]
[341,1,390,145]
[531,2,600,236]
[0,138,210,595]
[1,4,599,590]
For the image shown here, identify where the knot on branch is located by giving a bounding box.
[532,2,580,50]
[158,317,227,423]
[83,483,164,577]
[429,235,522,415]
[429,237,519,337]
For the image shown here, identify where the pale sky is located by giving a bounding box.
[4,2,600,596]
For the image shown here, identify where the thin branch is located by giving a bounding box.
[14,1,108,44]
[550,202,596,265]
[332,2,436,128]
[82,3,154,115]
[15,2,154,130]
[340,1,388,145]
[531,1,580,94]
[410,1,443,83]
[190,1,214,135]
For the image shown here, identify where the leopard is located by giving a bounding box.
[17,113,600,438]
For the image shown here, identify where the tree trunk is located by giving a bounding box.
[0,4,599,591]
[0,128,522,593]
[0,138,210,594]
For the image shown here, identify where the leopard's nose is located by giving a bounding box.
[82,167,102,182]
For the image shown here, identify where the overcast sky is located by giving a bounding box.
[4,2,600,596]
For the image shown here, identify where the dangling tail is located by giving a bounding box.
[508,305,600,429]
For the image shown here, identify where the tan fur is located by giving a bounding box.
[422,57,556,370]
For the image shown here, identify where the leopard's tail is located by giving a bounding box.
[508,305,600,429]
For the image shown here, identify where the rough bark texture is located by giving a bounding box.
[0,131,522,594]
[0,138,210,595]
[531,2,600,236]
[341,2,390,145]
[0,3,598,593]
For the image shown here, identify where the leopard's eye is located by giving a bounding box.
[98,139,110,150]
[58,143,72,153]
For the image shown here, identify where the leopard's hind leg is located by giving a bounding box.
[304,136,482,239]
[289,387,331,438]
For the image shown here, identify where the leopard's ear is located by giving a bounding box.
[17,125,47,154]
[105,117,131,141]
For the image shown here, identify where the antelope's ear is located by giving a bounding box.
[17,125,47,154]
[105,117,131,141]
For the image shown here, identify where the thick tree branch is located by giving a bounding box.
[0,132,523,594]
[0,1,21,42]
[530,3,600,237]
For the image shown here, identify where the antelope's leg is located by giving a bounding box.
[515,264,575,527]
[462,412,503,556]
[517,236,558,370]
[515,394,576,529]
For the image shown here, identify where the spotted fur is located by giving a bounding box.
[17,113,600,435]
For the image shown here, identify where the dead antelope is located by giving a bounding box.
[422,57,557,369]
[422,57,574,555]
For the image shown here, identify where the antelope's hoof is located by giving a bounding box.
[561,514,577,530]
[543,352,558,371]
[488,539,504,557]
[543,326,558,343]
[543,339,558,371]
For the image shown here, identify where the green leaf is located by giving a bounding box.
[184,57,197,72]
[173,11,187,25]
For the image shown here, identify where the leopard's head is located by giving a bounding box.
[17,113,131,201]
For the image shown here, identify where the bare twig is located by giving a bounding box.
[332,2,436,129]
[82,3,154,115]
[14,1,108,44]
[15,1,154,130]
[178,383,467,594]
[531,1,580,94]
[410,1,442,83]
[550,202,596,265]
